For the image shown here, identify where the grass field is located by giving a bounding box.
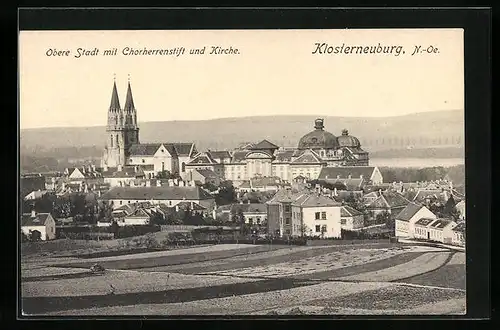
[21,243,466,316]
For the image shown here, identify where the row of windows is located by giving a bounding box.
[292,211,302,220]
[315,225,327,233]
[315,212,327,220]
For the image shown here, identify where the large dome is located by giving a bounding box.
[298,119,339,150]
[336,129,361,148]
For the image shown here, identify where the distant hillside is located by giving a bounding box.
[20,110,464,153]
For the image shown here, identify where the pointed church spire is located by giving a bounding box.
[124,76,135,112]
[109,79,121,111]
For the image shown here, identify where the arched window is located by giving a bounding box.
[181,162,186,172]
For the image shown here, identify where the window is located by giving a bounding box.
[321,212,327,220]
[128,201,130,204]
[284,204,291,212]
[249,219,253,225]
[315,212,320,220]
[315,225,321,232]
[120,201,123,205]
[142,159,145,163]
[110,136,113,147]
[321,225,327,232]
[285,229,291,235]
[341,219,347,225]
[257,217,261,224]
[285,218,291,225]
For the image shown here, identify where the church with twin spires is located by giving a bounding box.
[101,80,197,179]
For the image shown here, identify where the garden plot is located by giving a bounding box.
[400,297,466,315]
[21,270,261,298]
[53,244,258,264]
[337,252,451,282]
[39,281,393,315]
[204,247,424,278]
[308,284,465,312]
[447,252,466,265]
[22,266,90,279]
[142,246,335,274]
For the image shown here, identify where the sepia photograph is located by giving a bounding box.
[19,26,467,316]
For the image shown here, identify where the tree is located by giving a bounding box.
[30,230,42,242]
[202,182,218,192]
[21,230,29,243]
[110,221,120,238]
[299,223,309,238]
[216,181,237,205]
[376,211,392,226]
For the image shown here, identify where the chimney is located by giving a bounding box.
[31,210,36,218]
[212,209,217,219]
[145,180,151,187]
[191,201,194,209]
[378,189,382,195]
[81,166,86,174]
[117,165,123,172]
[360,174,363,179]
[175,205,179,212]
[334,187,338,196]
[156,180,161,187]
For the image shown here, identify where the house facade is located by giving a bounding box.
[395,203,437,238]
[340,205,365,230]
[21,211,56,241]
[291,193,342,239]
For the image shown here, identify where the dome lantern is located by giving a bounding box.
[314,118,325,130]
[342,129,349,136]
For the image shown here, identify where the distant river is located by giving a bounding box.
[370,158,464,168]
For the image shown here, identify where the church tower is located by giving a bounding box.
[101,78,140,168]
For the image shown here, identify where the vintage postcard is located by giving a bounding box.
[19,27,466,316]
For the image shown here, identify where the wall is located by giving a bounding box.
[341,214,364,230]
[267,204,280,236]
[108,198,215,211]
[21,225,47,241]
[407,206,437,238]
[290,164,322,181]
[45,214,56,240]
[395,220,410,237]
[122,216,150,226]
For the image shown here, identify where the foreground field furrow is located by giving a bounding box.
[22,278,315,314]
[202,247,420,278]
[401,264,466,290]
[33,281,393,316]
[336,252,451,282]
[447,252,466,265]
[399,297,466,315]
[22,270,261,298]
[292,252,425,280]
[158,246,342,274]
[138,246,327,273]
[22,267,91,279]
[307,284,465,311]
[53,245,283,270]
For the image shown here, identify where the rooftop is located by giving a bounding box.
[100,186,214,201]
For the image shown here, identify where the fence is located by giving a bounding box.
[160,225,240,232]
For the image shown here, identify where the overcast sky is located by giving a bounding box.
[19,29,464,129]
